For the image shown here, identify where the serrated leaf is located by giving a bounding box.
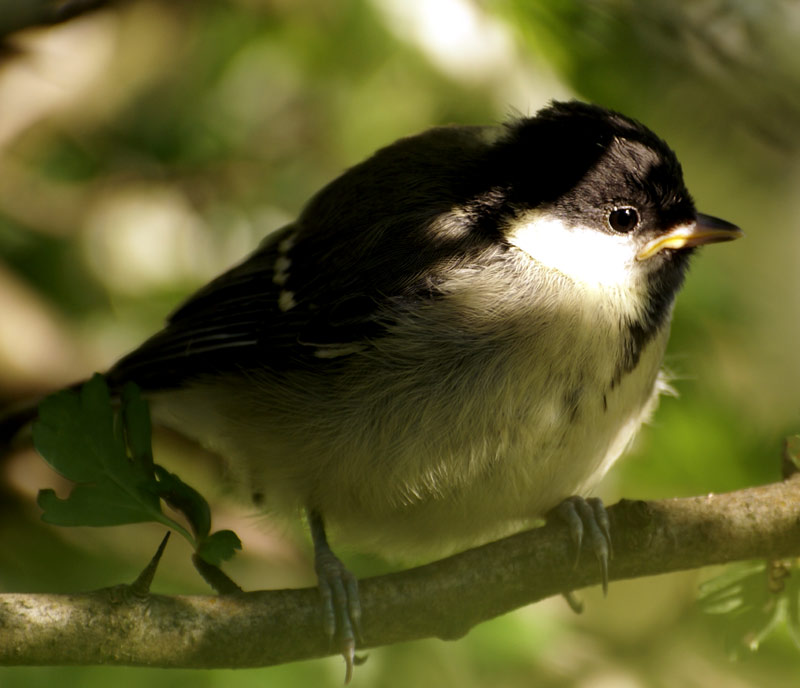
[32,374,241,568]
[33,374,126,483]
[152,465,212,539]
[32,374,164,527]
[196,530,242,566]
[38,484,163,526]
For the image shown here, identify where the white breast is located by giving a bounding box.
[151,224,672,560]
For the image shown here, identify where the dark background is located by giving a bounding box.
[1,1,799,686]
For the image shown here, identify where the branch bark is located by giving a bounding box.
[2,475,800,669]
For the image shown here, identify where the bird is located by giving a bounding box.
[1,100,741,676]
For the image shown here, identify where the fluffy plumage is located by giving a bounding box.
[102,101,735,559]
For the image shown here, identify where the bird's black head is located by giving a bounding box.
[491,101,695,255]
[483,100,740,291]
[292,100,739,349]
[476,101,741,370]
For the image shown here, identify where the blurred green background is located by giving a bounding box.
[1,0,799,686]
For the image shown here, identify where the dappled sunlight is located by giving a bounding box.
[1,2,799,687]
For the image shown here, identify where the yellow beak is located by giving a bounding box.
[636,213,743,261]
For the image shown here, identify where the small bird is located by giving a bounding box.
[2,101,741,674]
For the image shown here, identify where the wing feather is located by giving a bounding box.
[106,224,383,390]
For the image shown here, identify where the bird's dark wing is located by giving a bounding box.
[106,126,509,393]
[105,223,389,392]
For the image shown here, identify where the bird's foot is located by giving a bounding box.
[315,546,362,682]
[552,496,612,595]
[308,510,362,683]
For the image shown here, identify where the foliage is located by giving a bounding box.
[33,374,241,567]
[1,1,800,686]
[700,559,800,657]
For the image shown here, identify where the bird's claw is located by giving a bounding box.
[554,496,612,595]
[314,541,362,683]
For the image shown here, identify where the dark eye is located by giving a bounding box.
[608,207,639,233]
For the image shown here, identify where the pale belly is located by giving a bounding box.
[151,323,669,560]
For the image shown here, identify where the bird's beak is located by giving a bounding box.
[636,213,743,261]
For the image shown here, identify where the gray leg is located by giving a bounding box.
[308,509,362,683]
[553,496,612,595]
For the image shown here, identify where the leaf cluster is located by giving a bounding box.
[33,374,241,567]
[700,558,800,656]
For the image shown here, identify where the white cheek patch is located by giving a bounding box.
[506,211,637,290]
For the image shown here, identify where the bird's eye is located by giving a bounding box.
[608,207,639,233]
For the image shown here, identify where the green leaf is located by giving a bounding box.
[33,374,165,528]
[122,382,154,474]
[32,374,242,572]
[38,485,162,527]
[786,577,800,650]
[152,465,212,539]
[33,374,126,483]
[196,530,242,566]
[699,560,800,657]
[698,561,763,614]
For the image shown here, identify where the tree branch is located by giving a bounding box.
[2,475,800,668]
